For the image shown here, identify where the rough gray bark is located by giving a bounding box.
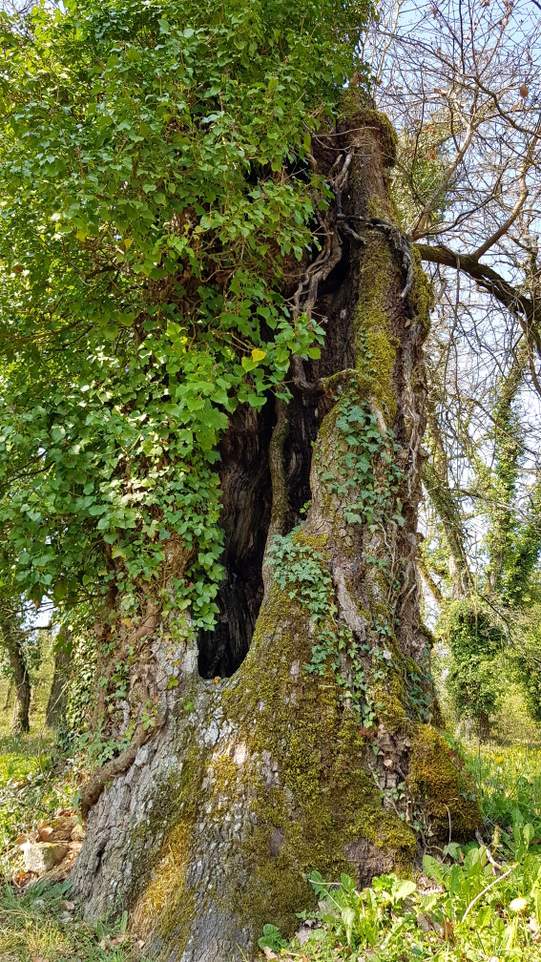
[46,629,72,729]
[2,616,31,734]
[71,107,475,961]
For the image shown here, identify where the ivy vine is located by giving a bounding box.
[321,399,405,529]
[269,534,376,726]
[0,0,372,630]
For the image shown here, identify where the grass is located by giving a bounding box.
[0,881,142,962]
[464,742,541,828]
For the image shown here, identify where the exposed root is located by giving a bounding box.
[79,713,166,819]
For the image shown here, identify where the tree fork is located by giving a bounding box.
[71,107,479,961]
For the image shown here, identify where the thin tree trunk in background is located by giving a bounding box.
[5,626,30,734]
[424,406,473,599]
[46,629,72,729]
[72,105,479,962]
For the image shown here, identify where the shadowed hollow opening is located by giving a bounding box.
[197,402,274,678]
[197,387,321,679]
[197,243,354,679]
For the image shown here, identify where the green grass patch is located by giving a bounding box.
[464,743,541,829]
[0,881,143,961]
[0,653,78,868]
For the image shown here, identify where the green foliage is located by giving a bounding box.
[492,684,541,746]
[258,923,288,952]
[438,597,504,729]
[0,564,40,689]
[513,614,541,723]
[261,767,541,961]
[481,360,541,608]
[0,0,371,626]
[302,870,418,952]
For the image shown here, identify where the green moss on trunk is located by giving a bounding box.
[407,725,480,840]
[355,241,399,420]
[225,587,416,933]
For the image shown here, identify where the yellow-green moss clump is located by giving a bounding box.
[355,239,399,420]
[132,816,194,942]
[340,93,398,167]
[407,725,481,840]
[373,670,410,735]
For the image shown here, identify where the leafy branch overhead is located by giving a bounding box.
[0,0,371,622]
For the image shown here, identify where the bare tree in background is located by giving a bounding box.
[363,0,541,604]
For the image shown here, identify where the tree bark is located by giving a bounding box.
[46,628,72,729]
[71,107,479,961]
[4,622,31,734]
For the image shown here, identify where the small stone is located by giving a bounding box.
[38,815,76,842]
[70,823,85,842]
[21,841,69,874]
[50,815,77,840]
[37,826,54,842]
[296,924,313,945]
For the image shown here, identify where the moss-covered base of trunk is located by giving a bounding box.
[227,593,416,934]
[127,587,418,956]
[407,724,480,840]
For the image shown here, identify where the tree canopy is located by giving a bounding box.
[0,0,371,624]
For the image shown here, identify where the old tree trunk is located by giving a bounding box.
[72,109,479,961]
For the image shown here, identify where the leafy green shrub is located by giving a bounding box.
[438,597,504,735]
[0,0,372,631]
[511,604,541,723]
